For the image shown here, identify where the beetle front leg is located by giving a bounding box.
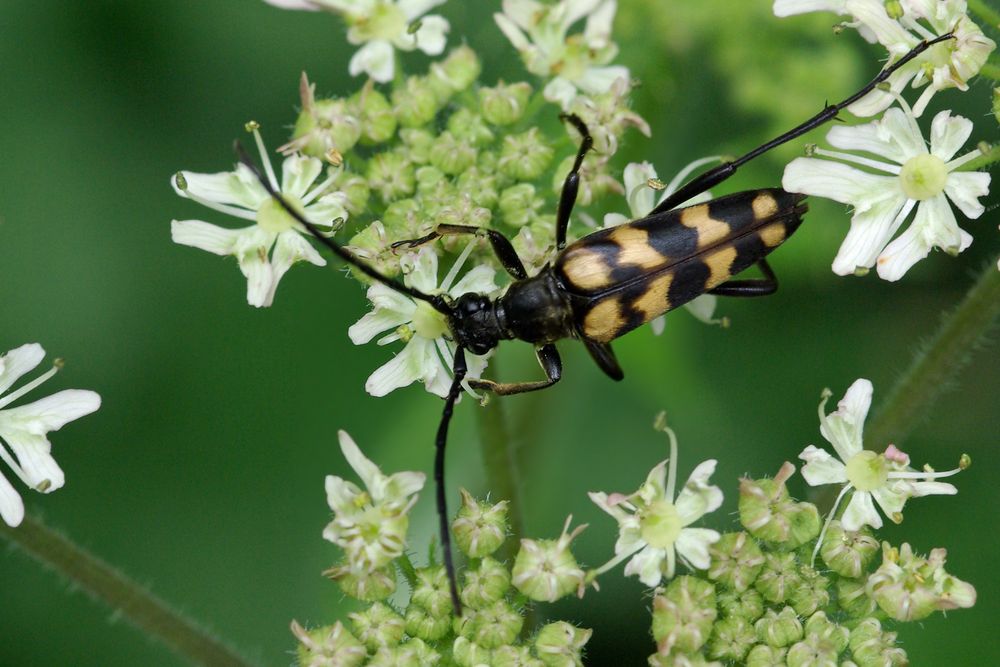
[555,113,593,250]
[468,344,562,396]
[392,224,528,280]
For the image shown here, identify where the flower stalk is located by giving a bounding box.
[474,387,525,561]
[0,514,258,667]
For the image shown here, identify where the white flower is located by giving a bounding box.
[800,379,963,537]
[0,344,101,527]
[773,0,995,116]
[589,419,722,587]
[782,104,990,280]
[348,246,496,397]
[323,430,425,570]
[171,125,349,307]
[264,0,450,83]
[494,0,629,108]
[603,160,726,332]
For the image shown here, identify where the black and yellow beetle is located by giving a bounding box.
[239,33,952,612]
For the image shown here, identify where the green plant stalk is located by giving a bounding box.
[969,0,1000,29]
[979,61,1000,80]
[475,392,525,563]
[865,257,1000,450]
[958,142,1000,171]
[0,515,258,667]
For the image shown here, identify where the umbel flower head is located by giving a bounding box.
[323,430,425,571]
[171,123,349,307]
[782,103,990,280]
[0,344,101,527]
[263,0,450,83]
[589,414,722,587]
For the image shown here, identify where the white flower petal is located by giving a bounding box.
[171,220,247,257]
[263,0,320,9]
[325,474,364,516]
[0,344,45,396]
[0,471,24,527]
[583,0,616,47]
[0,389,101,434]
[337,430,382,491]
[624,545,668,587]
[825,117,907,165]
[175,166,269,211]
[683,295,718,325]
[820,379,871,461]
[832,194,911,276]
[409,15,449,55]
[401,248,440,294]
[675,459,723,525]
[675,527,720,570]
[364,337,428,396]
[0,430,65,492]
[494,12,532,51]
[877,195,967,281]
[349,307,414,345]
[782,158,897,205]
[280,154,323,199]
[543,77,579,108]
[944,170,990,219]
[576,66,630,96]
[870,484,908,518]
[449,265,498,297]
[773,0,847,17]
[841,490,882,531]
[907,480,958,497]
[349,40,395,83]
[929,110,973,162]
[397,0,447,20]
[799,444,849,485]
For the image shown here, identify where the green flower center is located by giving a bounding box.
[845,450,889,492]
[639,499,682,549]
[256,194,304,233]
[412,301,449,340]
[352,3,406,41]
[899,153,948,201]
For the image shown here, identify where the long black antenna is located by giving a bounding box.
[233,141,450,314]
[651,32,956,214]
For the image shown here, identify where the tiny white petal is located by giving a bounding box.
[0,472,24,527]
[907,480,958,497]
[397,0,447,20]
[543,77,579,108]
[841,490,882,531]
[831,194,911,276]
[494,12,532,51]
[171,220,245,256]
[338,430,381,491]
[674,459,723,525]
[365,337,431,397]
[0,389,101,434]
[576,66,631,96]
[263,0,320,9]
[0,430,65,492]
[0,344,45,396]
[449,265,498,297]
[799,444,848,485]
[408,15,449,55]
[773,0,847,17]
[870,484,908,518]
[349,40,395,83]
[625,545,667,587]
[280,154,324,199]
[675,527,720,570]
[944,171,990,219]
[820,378,871,461]
[929,110,974,162]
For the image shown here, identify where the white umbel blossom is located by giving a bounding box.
[0,344,101,527]
[800,379,962,536]
[603,160,725,332]
[773,0,995,116]
[263,0,450,83]
[782,104,989,280]
[348,246,495,397]
[589,420,722,587]
[171,126,349,307]
[494,0,629,108]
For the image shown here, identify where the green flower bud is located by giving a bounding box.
[648,651,722,667]
[448,108,496,147]
[290,96,363,157]
[461,557,512,608]
[415,165,448,192]
[399,128,436,164]
[367,151,415,202]
[349,602,405,652]
[511,518,586,602]
[819,521,880,578]
[754,606,803,648]
[480,81,533,126]
[404,605,451,642]
[499,183,544,228]
[437,195,492,229]
[291,620,366,667]
[452,636,492,667]
[512,219,555,270]
[549,154,620,206]
[707,532,765,592]
[754,552,802,604]
[382,198,422,238]
[352,83,397,144]
[651,576,717,654]
[707,615,756,662]
[717,588,764,621]
[492,644,545,667]
[418,177,458,220]
[369,638,440,667]
[325,564,396,601]
[745,644,787,667]
[836,577,877,618]
[788,566,829,617]
[429,131,477,175]
[392,76,440,128]
[499,128,554,181]
[330,168,370,216]
[849,618,907,667]
[738,465,819,548]
[455,167,500,209]
[454,599,523,649]
[786,639,838,667]
[802,612,848,656]
[535,621,592,667]
[348,220,400,279]
[431,45,481,96]
[411,566,454,619]
[868,542,977,621]
[453,490,509,561]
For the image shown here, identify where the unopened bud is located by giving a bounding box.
[535,621,592,667]
[849,618,907,667]
[512,517,586,602]
[324,564,396,601]
[499,128,554,180]
[461,557,511,608]
[707,532,765,592]
[480,81,533,126]
[392,76,440,128]
[429,131,477,175]
[819,520,879,578]
[651,576,717,654]
[746,643,787,666]
[707,615,755,662]
[754,552,802,605]
[717,587,764,621]
[754,606,803,648]
[454,599,523,649]
[410,566,454,619]
[349,602,405,652]
[352,83,397,144]
[291,619,366,667]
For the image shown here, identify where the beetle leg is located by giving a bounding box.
[583,339,624,381]
[709,259,778,297]
[555,113,593,250]
[650,32,956,215]
[467,344,562,395]
[392,224,528,280]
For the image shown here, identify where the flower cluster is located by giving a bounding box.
[0,344,101,527]
[774,0,995,280]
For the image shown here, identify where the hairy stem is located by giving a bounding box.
[865,258,1000,449]
[969,0,1000,29]
[476,394,525,563]
[0,515,257,667]
[957,142,1000,171]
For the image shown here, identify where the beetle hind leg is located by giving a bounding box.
[709,259,778,297]
[468,344,562,395]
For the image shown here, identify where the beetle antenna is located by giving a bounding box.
[437,346,468,615]
[233,141,450,314]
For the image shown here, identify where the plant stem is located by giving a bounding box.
[475,393,525,563]
[865,258,1000,450]
[958,142,1000,171]
[969,0,1000,29]
[0,515,258,667]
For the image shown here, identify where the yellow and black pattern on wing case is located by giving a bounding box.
[555,188,807,343]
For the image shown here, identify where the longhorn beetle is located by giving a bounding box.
[237,33,953,613]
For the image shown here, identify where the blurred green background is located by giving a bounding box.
[1,1,997,665]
